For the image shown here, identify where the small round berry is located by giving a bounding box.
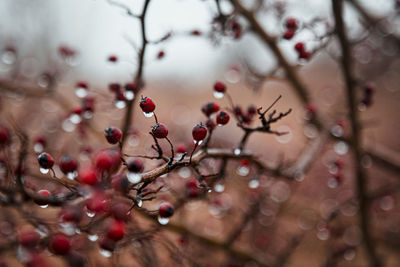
[76,81,88,89]
[104,126,122,144]
[283,29,295,40]
[0,125,10,146]
[201,102,220,117]
[18,228,40,248]
[109,83,121,93]
[216,111,230,125]
[106,220,125,241]
[94,149,121,172]
[176,144,187,154]
[100,237,116,252]
[214,81,226,93]
[233,106,243,117]
[111,202,131,221]
[37,152,54,169]
[247,105,257,115]
[59,155,78,174]
[294,42,305,53]
[34,189,51,206]
[192,123,207,141]
[86,191,109,213]
[152,123,168,139]
[111,174,129,193]
[285,18,298,30]
[157,50,165,59]
[191,29,201,35]
[50,234,70,255]
[205,118,216,129]
[159,202,174,218]
[299,50,310,59]
[127,159,144,173]
[108,55,117,62]
[78,167,98,185]
[124,82,137,92]
[59,205,83,223]
[139,96,156,113]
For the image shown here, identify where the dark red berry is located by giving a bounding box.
[139,96,156,113]
[285,18,297,30]
[37,152,54,169]
[60,155,78,174]
[18,228,40,248]
[76,81,88,89]
[152,123,168,139]
[192,123,207,141]
[100,237,116,252]
[201,102,220,117]
[82,96,95,112]
[214,81,226,93]
[124,82,137,93]
[108,55,117,62]
[0,125,10,146]
[205,118,216,129]
[299,50,310,59]
[109,83,121,93]
[216,111,230,125]
[34,189,51,206]
[294,42,305,53]
[111,202,131,221]
[283,29,295,40]
[111,174,129,193]
[176,144,187,154]
[159,202,174,218]
[60,205,83,223]
[50,234,70,255]
[247,105,257,115]
[106,220,125,241]
[229,20,242,39]
[191,29,201,35]
[127,159,144,173]
[233,106,243,117]
[78,167,98,185]
[86,191,109,213]
[157,50,165,59]
[104,126,122,144]
[94,149,121,172]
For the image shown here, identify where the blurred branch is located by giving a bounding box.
[120,0,152,146]
[332,1,381,266]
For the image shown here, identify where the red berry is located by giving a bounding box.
[34,189,51,206]
[94,149,121,172]
[100,236,116,252]
[127,159,144,173]
[152,123,168,139]
[229,20,242,39]
[78,167,98,185]
[60,205,83,223]
[159,202,174,218]
[0,125,10,146]
[216,111,230,125]
[294,42,305,53]
[104,126,122,144]
[285,18,297,30]
[306,103,316,115]
[34,136,47,146]
[139,96,156,113]
[283,29,295,40]
[82,96,95,112]
[50,234,70,255]
[214,81,226,93]
[157,50,165,59]
[192,123,207,141]
[18,229,40,248]
[37,152,54,169]
[124,82,137,93]
[186,179,199,198]
[108,55,117,62]
[201,102,220,117]
[86,191,109,213]
[59,155,78,174]
[176,144,187,154]
[191,29,201,35]
[247,105,257,115]
[205,118,216,129]
[111,174,129,193]
[233,106,243,117]
[299,50,310,59]
[109,83,121,93]
[106,220,125,241]
[76,81,88,89]
[111,202,131,221]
